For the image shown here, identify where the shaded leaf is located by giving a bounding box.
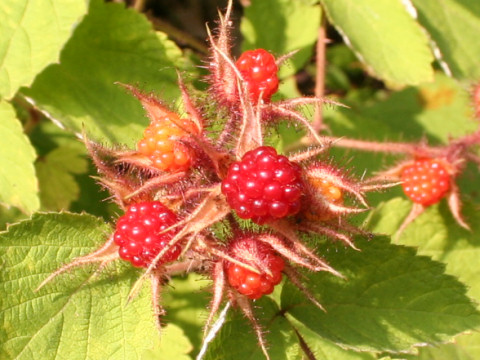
[368,199,480,359]
[142,324,193,360]
[0,101,39,213]
[29,118,119,219]
[203,297,301,360]
[0,0,87,99]
[281,236,480,353]
[0,205,26,231]
[321,0,434,86]
[405,331,480,360]
[287,316,377,360]
[22,0,183,146]
[241,0,321,78]
[324,72,477,181]
[36,146,88,211]
[162,274,211,353]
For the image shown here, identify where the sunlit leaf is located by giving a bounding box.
[0,213,179,360]
[0,0,87,99]
[321,0,434,85]
[0,101,39,213]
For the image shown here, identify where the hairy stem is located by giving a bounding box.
[322,136,420,154]
[313,11,327,132]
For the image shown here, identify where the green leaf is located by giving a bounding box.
[324,72,477,180]
[408,332,480,360]
[22,0,182,146]
[162,274,211,352]
[142,324,193,360]
[364,197,412,236]
[29,119,119,219]
[321,0,434,86]
[203,297,301,360]
[411,0,480,80]
[0,0,87,99]
[359,73,477,143]
[36,146,88,211]
[0,212,166,360]
[241,0,321,78]
[281,236,480,354]
[367,198,480,359]
[287,317,376,360]
[0,205,26,231]
[367,199,480,300]
[0,101,39,213]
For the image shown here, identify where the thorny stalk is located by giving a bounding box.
[313,11,327,132]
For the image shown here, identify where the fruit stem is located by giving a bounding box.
[132,0,146,12]
[164,259,203,275]
[312,10,327,132]
[454,130,480,148]
[322,136,420,154]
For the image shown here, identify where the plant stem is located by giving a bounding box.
[165,259,203,275]
[322,136,419,154]
[132,0,146,12]
[148,16,209,55]
[313,11,327,132]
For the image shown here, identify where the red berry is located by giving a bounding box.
[113,201,182,268]
[225,236,285,300]
[137,111,198,172]
[221,146,304,224]
[236,49,279,103]
[401,158,451,206]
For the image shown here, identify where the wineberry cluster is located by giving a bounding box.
[42,4,391,358]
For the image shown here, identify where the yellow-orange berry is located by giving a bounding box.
[138,112,199,172]
[305,177,343,221]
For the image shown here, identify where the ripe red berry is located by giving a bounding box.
[221,146,304,224]
[113,201,182,268]
[401,158,451,206]
[236,49,279,103]
[137,111,198,172]
[226,236,285,300]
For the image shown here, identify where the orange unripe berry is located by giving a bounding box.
[137,111,199,172]
[305,177,343,221]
